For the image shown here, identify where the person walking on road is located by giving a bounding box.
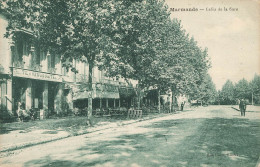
[239,98,246,116]
[181,102,185,111]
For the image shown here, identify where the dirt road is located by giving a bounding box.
[1,106,259,167]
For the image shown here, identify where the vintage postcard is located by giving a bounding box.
[0,0,259,166]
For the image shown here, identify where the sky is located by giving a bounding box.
[164,0,260,90]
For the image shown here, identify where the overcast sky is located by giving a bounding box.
[164,0,260,90]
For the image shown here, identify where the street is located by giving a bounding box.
[1,106,260,167]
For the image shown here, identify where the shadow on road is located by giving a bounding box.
[9,113,260,167]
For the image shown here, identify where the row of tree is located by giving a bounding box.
[218,74,260,105]
[1,0,216,120]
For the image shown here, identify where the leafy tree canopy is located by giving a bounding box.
[1,0,214,109]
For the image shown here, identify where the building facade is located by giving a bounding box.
[0,14,134,118]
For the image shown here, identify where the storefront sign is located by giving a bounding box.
[13,68,62,82]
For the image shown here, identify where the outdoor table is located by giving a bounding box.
[111,108,121,116]
[94,109,103,117]
[103,108,111,117]
[127,109,142,119]
[136,109,142,118]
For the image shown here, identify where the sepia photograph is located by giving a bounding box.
[0,0,259,166]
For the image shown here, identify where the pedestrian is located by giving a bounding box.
[181,102,185,111]
[239,98,246,116]
[17,102,24,121]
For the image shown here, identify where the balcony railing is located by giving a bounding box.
[48,67,56,74]
[102,79,119,85]
[76,74,88,83]
[13,61,24,68]
[31,64,42,72]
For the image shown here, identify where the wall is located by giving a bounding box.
[0,14,11,74]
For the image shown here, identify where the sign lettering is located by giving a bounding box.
[13,68,62,82]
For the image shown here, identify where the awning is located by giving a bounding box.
[71,83,121,101]
[143,89,158,98]
[72,90,120,101]
[93,90,119,99]
[119,87,136,98]
[73,91,90,100]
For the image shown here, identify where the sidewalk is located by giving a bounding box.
[4,105,256,153]
[0,113,177,153]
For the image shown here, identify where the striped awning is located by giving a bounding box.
[73,90,119,101]
[72,83,121,100]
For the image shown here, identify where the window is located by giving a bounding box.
[23,41,30,57]
[16,39,23,62]
[51,54,55,68]
[14,36,30,68]
[47,52,56,73]
[35,44,40,65]
[77,61,84,74]
[63,67,68,76]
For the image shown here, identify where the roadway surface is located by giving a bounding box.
[1,106,259,167]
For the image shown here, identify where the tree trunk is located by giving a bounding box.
[87,61,93,126]
[158,89,160,113]
[171,92,175,112]
[137,88,141,109]
[171,86,176,112]
[169,91,172,113]
[137,96,140,109]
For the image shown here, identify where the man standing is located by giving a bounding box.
[239,99,246,116]
[181,102,185,111]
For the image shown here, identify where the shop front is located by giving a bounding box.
[72,83,120,109]
[11,67,63,115]
[0,74,12,112]
[119,86,136,108]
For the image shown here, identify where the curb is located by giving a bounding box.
[0,112,177,153]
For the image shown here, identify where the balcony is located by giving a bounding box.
[76,74,88,83]
[48,67,56,74]
[31,64,42,72]
[13,61,24,68]
[101,79,119,86]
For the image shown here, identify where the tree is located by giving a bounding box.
[98,0,171,86]
[1,0,126,124]
[197,74,217,104]
[96,0,172,111]
[234,78,250,101]
[219,80,236,104]
[219,76,260,105]
[249,74,260,104]
[159,20,210,108]
[2,0,213,115]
